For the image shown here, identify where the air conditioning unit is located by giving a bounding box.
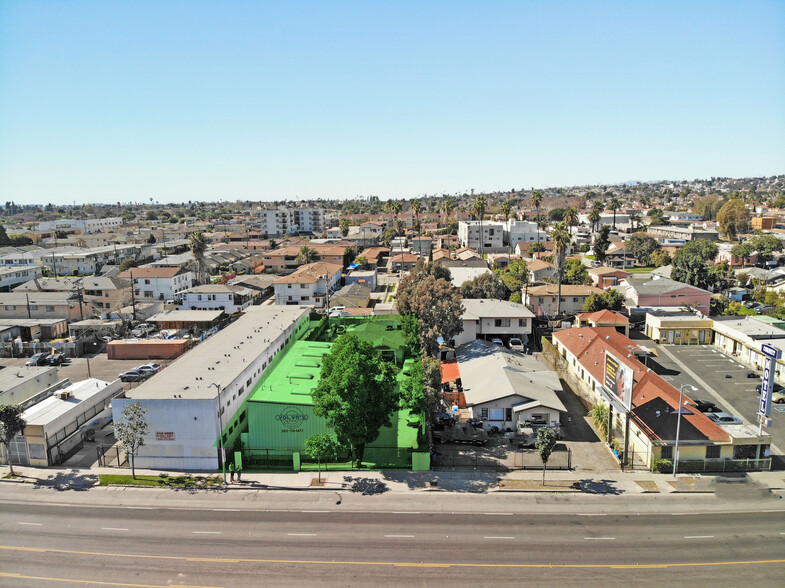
[55,390,74,400]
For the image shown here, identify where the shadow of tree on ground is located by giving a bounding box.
[577,478,624,495]
[33,469,98,492]
[343,476,390,495]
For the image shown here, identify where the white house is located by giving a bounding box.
[457,221,505,252]
[38,217,123,233]
[176,284,255,313]
[503,220,549,246]
[452,298,534,348]
[0,266,43,292]
[272,261,342,307]
[119,266,194,301]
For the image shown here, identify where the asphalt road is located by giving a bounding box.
[2,493,784,586]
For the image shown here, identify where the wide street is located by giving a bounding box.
[1,483,784,587]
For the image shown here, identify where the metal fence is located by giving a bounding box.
[96,444,127,468]
[433,443,572,471]
[676,458,772,473]
[242,446,414,471]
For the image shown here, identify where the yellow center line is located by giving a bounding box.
[1,545,784,570]
[0,572,222,588]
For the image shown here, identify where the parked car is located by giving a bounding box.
[491,338,504,346]
[746,371,759,378]
[119,369,152,382]
[138,363,162,374]
[755,383,783,394]
[508,337,525,352]
[26,353,49,366]
[707,412,743,425]
[131,323,156,337]
[755,305,775,314]
[690,399,721,413]
[773,390,785,404]
[48,352,66,366]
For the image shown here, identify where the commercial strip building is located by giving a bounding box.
[112,306,311,470]
[552,327,771,471]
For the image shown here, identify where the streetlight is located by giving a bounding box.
[210,382,227,484]
[673,384,698,477]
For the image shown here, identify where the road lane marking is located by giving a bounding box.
[385,534,415,538]
[584,537,615,540]
[578,514,606,516]
[102,527,129,531]
[0,572,221,588]
[484,536,514,539]
[484,512,512,516]
[288,533,317,536]
[213,508,240,512]
[393,511,421,514]
[126,507,154,510]
[301,510,329,513]
[192,531,221,534]
[1,545,784,569]
[16,522,42,526]
[685,536,714,539]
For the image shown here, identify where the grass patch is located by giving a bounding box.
[730,305,756,316]
[627,266,655,273]
[3,472,22,479]
[99,474,222,487]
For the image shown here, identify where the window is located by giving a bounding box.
[573,297,579,302]
[480,408,488,419]
[7,305,16,311]
[706,446,720,459]
[505,408,512,421]
[46,306,55,312]
[494,319,510,327]
[661,446,673,459]
[519,319,526,327]
[144,279,151,285]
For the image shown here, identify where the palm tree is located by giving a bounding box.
[563,207,578,229]
[471,196,487,256]
[531,190,543,248]
[608,196,622,229]
[500,199,514,252]
[441,199,453,222]
[189,231,208,285]
[411,200,422,238]
[390,201,402,235]
[588,209,601,233]
[385,200,395,232]
[296,245,318,264]
[551,221,572,317]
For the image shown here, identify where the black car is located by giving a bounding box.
[746,371,759,378]
[48,352,66,366]
[690,399,721,413]
[755,383,784,394]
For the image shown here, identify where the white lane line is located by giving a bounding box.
[484,512,513,516]
[684,535,714,539]
[288,533,317,536]
[585,537,615,540]
[101,527,128,531]
[385,534,415,538]
[484,536,515,539]
[17,522,42,526]
[126,506,154,510]
[393,511,421,514]
[578,514,607,517]
[192,531,221,534]
[301,510,329,513]
[213,508,240,512]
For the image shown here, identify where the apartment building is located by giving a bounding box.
[259,208,325,237]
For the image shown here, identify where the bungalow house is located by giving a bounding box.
[553,327,771,471]
[330,283,372,309]
[436,235,460,250]
[524,284,604,316]
[272,261,342,307]
[387,252,419,273]
[615,274,712,315]
[588,266,630,289]
[453,298,534,347]
[575,309,630,336]
[525,259,557,282]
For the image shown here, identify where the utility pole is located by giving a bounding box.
[130,270,137,322]
[25,293,31,319]
[210,382,227,484]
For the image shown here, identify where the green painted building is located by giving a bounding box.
[234,316,427,470]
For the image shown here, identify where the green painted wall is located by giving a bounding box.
[247,402,327,450]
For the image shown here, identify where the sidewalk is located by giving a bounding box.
[3,463,784,496]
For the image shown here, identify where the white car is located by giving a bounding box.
[131,323,156,337]
[138,363,162,375]
[491,338,504,346]
[508,337,525,352]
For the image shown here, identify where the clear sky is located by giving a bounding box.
[1,1,783,205]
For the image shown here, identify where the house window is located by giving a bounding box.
[661,446,673,459]
[480,408,489,419]
[46,306,55,312]
[706,446,720,459]
[144,279,151,285]
[573,297,579,302]
[505,408,512,421]
[7,305,16,311]
[519,319,526,327]
[494,319,510,327]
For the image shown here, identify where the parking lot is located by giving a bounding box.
[644,343,784,467]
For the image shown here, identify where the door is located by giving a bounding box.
[668,330,675,344]
[699,330,706,344]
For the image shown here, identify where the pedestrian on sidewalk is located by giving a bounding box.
[236,465,242,483]
[228,463,235,483]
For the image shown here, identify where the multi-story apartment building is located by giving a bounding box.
[119,267,195,301]
[457,221,505,252]
[272,261,342,307]
[503,220,549,246]
[0,266,43,292]
[38,218,123,234]
[259,208,325,237]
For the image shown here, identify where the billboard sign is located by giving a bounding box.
[604,351,633,412]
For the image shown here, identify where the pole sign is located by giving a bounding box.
[759,344,782,420]
[604,350,633,412]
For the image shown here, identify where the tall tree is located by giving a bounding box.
[608,196,622,229]
[717,199,749,241]
[626,233,661,266]
[296,245,319,264]
[0,405,26,476]
[531,191,543,247]
[114,401,148,480]
[671,239,719,290]
[588,208,601,233]
[410,200,423,238]
[563,258,589,285]
[693,194,724,220]
[459,272,508,299]
[551,221,572,316]
[536,426,558,485]
[339,217,350,237]
[311,334,399,467]
[471,196,487,256]
[441,200,453,224]
[188,231,208,285]
[593,226,611,265]
[582,290,625,312]
[563,207,578,229]
[500,199,513,223]
[390,201,402,235]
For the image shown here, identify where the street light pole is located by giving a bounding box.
[673,384,698,477]
[210,382,227,484]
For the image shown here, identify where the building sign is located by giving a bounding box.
[275,406,309,433]
[604,351,633,412]
[155,432,176,441]
[759,344,782,420]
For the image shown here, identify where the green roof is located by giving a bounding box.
[248,340,332,406]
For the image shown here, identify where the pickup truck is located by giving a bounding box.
[436,422,489,446]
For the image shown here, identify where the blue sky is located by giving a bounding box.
[1,1,783,204]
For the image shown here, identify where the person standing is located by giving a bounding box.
[228,463,235,483]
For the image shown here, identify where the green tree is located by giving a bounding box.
[311,334,399,467]
[548,208,565,221]
[189,231,208,285]
[460,272,508,299]
[648,208,668,226]
[499,259,530,300]
[650,250,671,268]
[0,404,26,476]
[411,200,423,239]
[114,401,148,480]
[551,221,572,315]
[0,225,11,246]
[536,426,558,485]
[588,208,601,233]
[296,245,319,264]
[353,255,369,270]
[744,234,783,265]
[582,289,625,312]
[471,196,487,255]
[531,191,543,247]
[593,226,611,264]
[709,261,735,297]
[626,233,661,266]
[563,258,589,285]
[381,227,397,248]
[563,207,578,228]
[671,239,719,290]
[608,196,622,229]
[119,258,138,272]
[339,217,350,237]
[500,199,513,223]
[304,433,341,482]
[717,199,749,241]
[693,194,724,220]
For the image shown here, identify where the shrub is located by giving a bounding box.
[588,403,608,438]
[653,458,673,474]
